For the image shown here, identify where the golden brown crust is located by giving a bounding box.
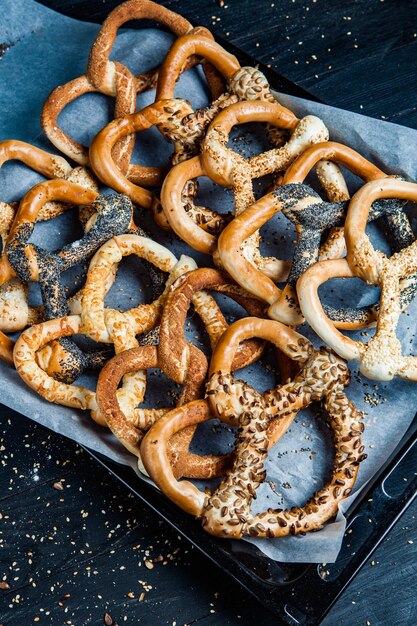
[141,319,364,539]
[158,267,266,384]
[298,178,417,381]
[41,0,220,170]
[96,344,231,479]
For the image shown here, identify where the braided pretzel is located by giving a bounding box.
[95,344,233,479]
[218,143,414,326]
[141,318,365,538]
[0,181,136,379]
[41,0,221,173]
[298,179,417,381]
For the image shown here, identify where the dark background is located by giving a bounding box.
[1,1,417,625]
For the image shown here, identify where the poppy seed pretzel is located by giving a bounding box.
[0,141,99,339]
[96,344,233,480]
[298,178,417,382]
[2,180,136,380]
[13,315,157,429]
[41,0,221,172]
[218,145,414,326]
[141,318,365,538]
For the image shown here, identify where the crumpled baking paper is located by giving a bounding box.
[0,0,416,563]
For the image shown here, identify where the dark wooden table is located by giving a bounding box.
[1,1,417,625]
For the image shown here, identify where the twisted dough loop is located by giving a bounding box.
[41,0,220,170]
[158,267,266,385]
[299,179,417,381]
[141,318,365,538]
[96,344,232,479]
[218,142,412,326]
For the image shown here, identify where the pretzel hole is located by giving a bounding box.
[128,124,171,170]
[364,218,397,257]
[58,92,123,148]
[251,404,334,515]
[189,418,237,488]
[317,276,380,332]
[131,366,180,410]
[194,176,234,217]
[258,212,296,272]
[156,65,212,110]
[109,27,176,77]
[0,160,49,204]
[226,123,272,159]
[103,255,167,312]
[28,209,84,251]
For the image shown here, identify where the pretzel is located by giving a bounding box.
[218,143,414,325]
[161,100,337,279]
[80,234,179,343]
[0,139,98,221]
[298,179,417,381]
[0,181,135,379]
[90,34,294,232]
[96,344,233,479]
[13,315,150,429]
[141,318,365,538]
[41,0,221,172]
[158,268,266,384]
[151,267,267,471]
[92,266,267,474]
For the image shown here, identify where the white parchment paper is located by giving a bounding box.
[0,0,416,563]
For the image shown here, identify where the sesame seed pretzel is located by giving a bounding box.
[0,140,98,222]
[218,143,414,326]
[161,100,338,280]
[41,0,221,172]
[95,344,233,480]
[141,318,365,538]
[80,234,178,344]
[1,180,136,380]
[90,34,292,232]
[298,179,417,381]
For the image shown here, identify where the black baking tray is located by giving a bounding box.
[29,1,417,623]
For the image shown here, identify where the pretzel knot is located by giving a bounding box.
[158,267,267,385]
[218,178,413,327]
[89,33,282,232]
[141,318,365,539]
[2,180,136,380]
[41,0,221,173]
[299,178,417,381]
[96,344,234,480]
